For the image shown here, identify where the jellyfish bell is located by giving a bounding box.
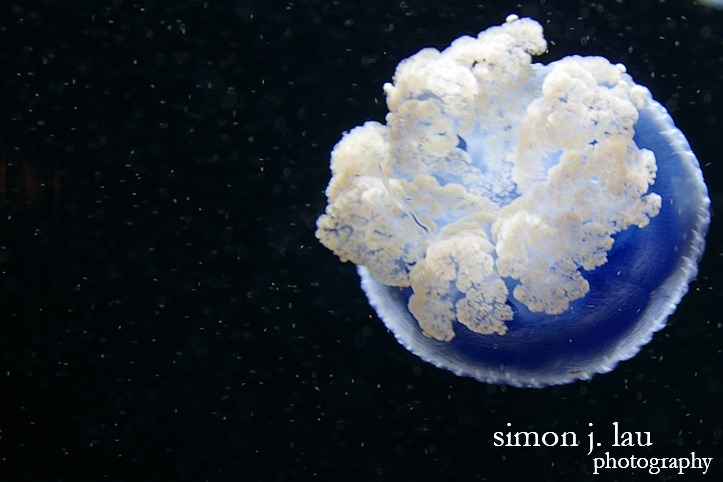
[316,15,710,387]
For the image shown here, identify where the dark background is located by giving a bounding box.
[1,0,722,480]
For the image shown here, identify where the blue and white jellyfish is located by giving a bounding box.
[316,15,710,387]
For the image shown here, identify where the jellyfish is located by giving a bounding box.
[315,15,710,387]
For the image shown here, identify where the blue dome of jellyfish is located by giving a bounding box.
[316,15,710,388]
